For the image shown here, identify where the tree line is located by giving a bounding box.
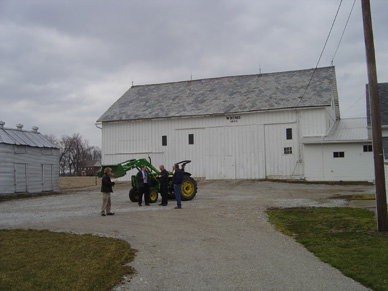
[45,133,101,176]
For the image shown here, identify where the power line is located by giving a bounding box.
[331,0,357,65]
[341,94,364,115]
[298,0,343,106]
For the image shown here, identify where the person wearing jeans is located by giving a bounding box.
[172,163,183,209]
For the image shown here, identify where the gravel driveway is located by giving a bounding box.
[0,180,374,291]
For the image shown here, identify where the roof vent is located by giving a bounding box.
[32,126,39,133]
[16,124,23,130]
[0,121,4,129]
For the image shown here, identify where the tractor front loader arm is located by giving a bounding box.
[99,158,160,178]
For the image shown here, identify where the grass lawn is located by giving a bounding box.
[267,208,388,291]
[0,229,136,291]
[351,194,376,200]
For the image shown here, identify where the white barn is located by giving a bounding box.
[0,122,60,194]
[97,66,374,182]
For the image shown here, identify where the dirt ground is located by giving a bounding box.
[0,180,375,291]
[59,176,101,189]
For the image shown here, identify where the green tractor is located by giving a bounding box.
[99,158,197,203]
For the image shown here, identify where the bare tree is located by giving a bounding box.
[58,135,73,175]
[52,133,102,176]
[90,146,102,160]
[44,134,58,145]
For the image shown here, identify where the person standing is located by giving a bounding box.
[101,167,115,216]
[172,163,183,209]
[137,165,150,206]
[157,165,169,206]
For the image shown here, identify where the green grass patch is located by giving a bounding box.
[351,194,376,200]
[0,229,136,291]
[267,208,388,291]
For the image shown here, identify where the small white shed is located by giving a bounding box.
[303,118,374,182]
[0,122,60,194]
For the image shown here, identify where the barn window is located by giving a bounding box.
[363,145,372,152]
[333,152,345,158]
[162,135,167,146]
[284,147,292,154]
[286,128,292,140]
[188,134,194,145]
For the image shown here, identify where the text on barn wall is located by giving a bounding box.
[226,116,241,123]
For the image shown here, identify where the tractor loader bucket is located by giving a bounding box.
[99,164,127,178]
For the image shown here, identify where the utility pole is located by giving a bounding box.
[361,0,388,231]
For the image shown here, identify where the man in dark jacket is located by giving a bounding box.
[101,167,115,216]
[172,164,183,209]
[157,165,169,206]
[136,165,150,206]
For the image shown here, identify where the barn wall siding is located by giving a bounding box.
[299,109,330,137]
[0,144,60,194]
[264,122,301,178]
[102,108,333,180]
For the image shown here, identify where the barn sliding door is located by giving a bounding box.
[205,127,236,179]
[43,165,53,191]
[234,125,265,179]
[204,125,265,179]
[15,163,27,192]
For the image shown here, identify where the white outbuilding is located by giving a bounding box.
[303,118,373,182]
[97,66,374,182]
[0,122,60,194]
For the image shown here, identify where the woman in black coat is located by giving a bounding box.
[101,167,115,216]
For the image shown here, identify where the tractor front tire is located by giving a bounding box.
[181,176,197,201]
[130,188,158,203]
[129,188,139,202]
[149,187,158,203]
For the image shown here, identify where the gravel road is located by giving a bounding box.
[0,180,374,291]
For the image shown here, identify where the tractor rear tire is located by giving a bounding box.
[181,176,197,201]
[129,188,139,202]
[149,187,158,203]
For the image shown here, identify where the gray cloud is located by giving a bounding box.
[0,0,387,146]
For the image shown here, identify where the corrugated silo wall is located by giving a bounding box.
[0,144,60,194]
[0,144,16,194]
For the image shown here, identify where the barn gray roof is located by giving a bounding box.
[97,66,338,122]
[0,128,59,148]
[366,82,388,126]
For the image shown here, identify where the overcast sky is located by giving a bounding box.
[1,0,387,147]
